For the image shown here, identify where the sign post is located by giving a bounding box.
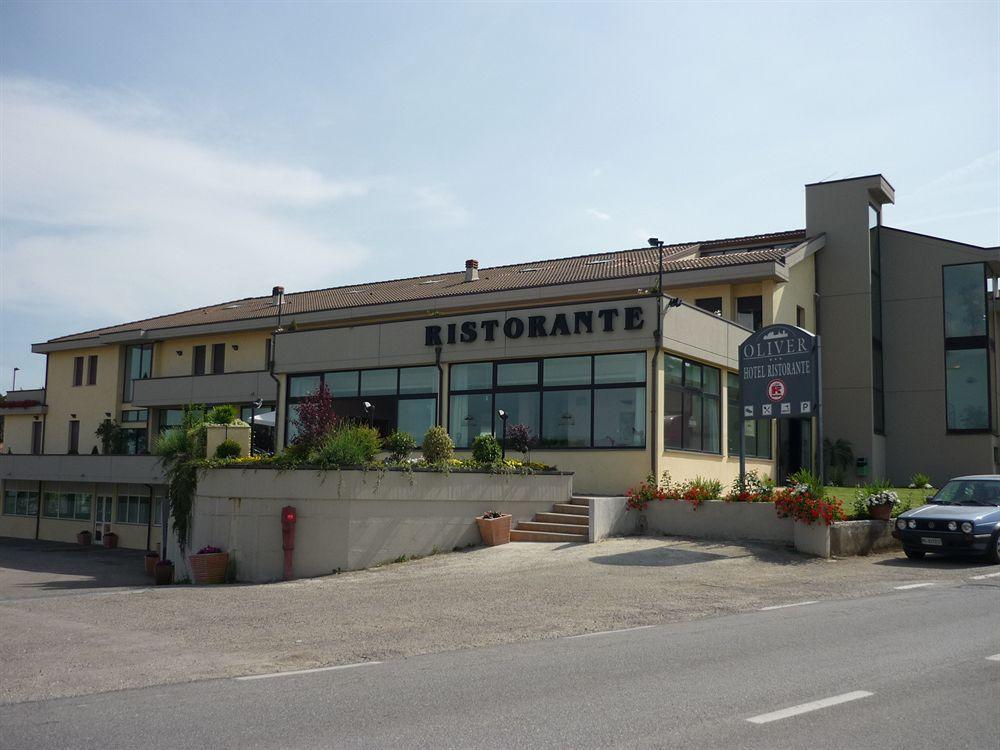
[738,324,820,487]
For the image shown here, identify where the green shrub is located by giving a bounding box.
[154,427,191,458]
[214,439,242,459]
[313,424,382,466]
[789,467,824,498]
[421,425,454,463]
[910,472,932,489]
[471,434,503,464]
[687,476,722,498]
[205,404,239,425]
[383,430,417,462]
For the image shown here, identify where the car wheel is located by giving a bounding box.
[904,549,925,560]
[987,533,1000,565]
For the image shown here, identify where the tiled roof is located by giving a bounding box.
[49,229,806,343]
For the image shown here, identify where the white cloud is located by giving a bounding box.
[0,77,369,323]
[410,185,470,228]
[911,150,1000,197]
[586,208,611,221]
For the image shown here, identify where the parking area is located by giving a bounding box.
[0,534,994,705]
[0,537,149,601]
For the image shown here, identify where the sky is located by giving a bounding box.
[1,1,997,390]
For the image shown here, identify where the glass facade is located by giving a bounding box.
[286,366,438,443]
[870,205,885,434]
[2,490,39,516]
[943,263,991,432]
[448,353,646,449]
[123,344,153,402]
[42,492,92,520]
[664,355,721,453]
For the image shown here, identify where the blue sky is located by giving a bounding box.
[1,1,997,389]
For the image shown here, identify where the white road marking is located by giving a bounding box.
[759,600,819,611]
[986,654,1000,662]
[566,625,654,639]
[235,661,381,681]
[893,583,936,590]
[747,691,873,724]
[971,572,1000,580]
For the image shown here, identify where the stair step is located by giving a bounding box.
[553,503,590,516]
[569,497,591,507]
[510,529,588,543]
[517,521,590,535]
[535,512,589,526]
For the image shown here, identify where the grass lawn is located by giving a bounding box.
[824,486,935,520]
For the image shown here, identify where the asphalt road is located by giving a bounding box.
[2,577,997,749]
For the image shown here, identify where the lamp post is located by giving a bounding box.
[11,367,19,392]
[497,409,508,460]
[250,397,263,455]
[363,401,375,428]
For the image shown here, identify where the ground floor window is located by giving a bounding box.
[664,355,721,454]
[42,492,92,520]
[3,490,39,516]
[448,352,646,449]
[116,495,152,525]
[726,373,771,458]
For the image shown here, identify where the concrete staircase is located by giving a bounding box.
[510,497,590,543]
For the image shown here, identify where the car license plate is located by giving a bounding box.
[921,537,943,546]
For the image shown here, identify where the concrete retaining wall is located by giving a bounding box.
[169,467,572,582]
[588,496,637,541]
[830,520,900,556]
[642,500,795,544]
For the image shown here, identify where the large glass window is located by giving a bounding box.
[736,296,763,331]
[870,205,885,434]
[664,354,721,453]
[42,492,92,520]
[448,353,647,449]
[943,263,992,432]
[116,495,152,524]
[286,366,438,444]
[726,373,771,458]
[123,344,153,402]
[2,490,39,516]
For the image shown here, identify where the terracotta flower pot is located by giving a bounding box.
[189,552,229,584]
[102,532,118,549]
[77,531,92,546]
[153,562,174,586]
[476,514,512,546]
[144,553,160,576]
[870,503,893,521]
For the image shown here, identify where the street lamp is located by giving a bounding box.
[11,367,19,392]
[250,397,263,455]
[497,409,508,460]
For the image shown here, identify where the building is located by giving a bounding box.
[2,173,997,549]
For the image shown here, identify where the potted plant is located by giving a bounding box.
[77,530,92,546]
[189,545,229,584]
[144,551,160,576]
[476,511,512,546]
[154,559,175,585]
[867,489,899,521]
[102,531,119,549]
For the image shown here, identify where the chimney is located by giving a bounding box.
[465,259,479,282]
[271,285,285,306]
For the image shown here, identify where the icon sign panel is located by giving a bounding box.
[739,324,817,421]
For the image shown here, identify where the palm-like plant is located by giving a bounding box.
[823,437,854,479]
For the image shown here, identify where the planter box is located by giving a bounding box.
[144,553,160,576]
[793,520,831,558]
[154,563,174,585]
[189,552,229,584]
[77,531,92,546]
[831,520,900,557]
[643,499,794,544]
[102,532,118,549]
[476,515,512,546]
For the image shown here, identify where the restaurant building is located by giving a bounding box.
[2,173,997,549]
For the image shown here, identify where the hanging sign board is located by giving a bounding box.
[739,324,817,419]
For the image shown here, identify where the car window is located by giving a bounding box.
[935,480,1000,504]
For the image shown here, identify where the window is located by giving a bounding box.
[121,429,148,455]
[796,306,806,329]
[944,263,992,432]
[193,345,207,376]
[695,297,723,316]
[870,205,885,434]
[72,356,84,386]
[448,353,647,449]
[3,490,39,516]
[264,339,272,370]
[87,355,98,385]
[123,344,153,402]
[211,343,226,375]
[31,421,43,455]
[68,420,80,454]
[736,296,763,331]
[664,355,721,453]
[286,366,438,444]
[727,373,771,458]
[116,494,152,524]
[42,492,92,520]
[121,409,148,423]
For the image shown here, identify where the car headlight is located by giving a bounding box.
[896,519,906,530]
[948,521,957,531]
[908,519,917,529]
[961,522,973,534]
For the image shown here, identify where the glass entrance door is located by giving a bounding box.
[94,495,113,544]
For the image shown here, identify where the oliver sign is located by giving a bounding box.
[739,324,817,419]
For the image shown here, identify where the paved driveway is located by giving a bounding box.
[0,537,149,601]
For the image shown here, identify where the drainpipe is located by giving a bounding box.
[145,483,155,551]
[649,241,665,477]
[267,286,285,448]
[434,346,444,426]
[34,480,42,540]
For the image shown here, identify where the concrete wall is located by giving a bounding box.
[588,496,636,541]
[1,414,37,454]
[131,371,277,409]
[642,500,794,544]
[830,520,899,556]
[43,347,123,455]
[152,329,272,378]
[170,468,573,582]
[879,227,999,485]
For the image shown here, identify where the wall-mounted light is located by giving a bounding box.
[363,401,375,428]
[231,344,239,351]
[70,414,77,419]
[105,412,112,418]
[176,350,183,356]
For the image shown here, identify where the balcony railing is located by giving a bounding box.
[0,454,165,484]
[130,370,277,408]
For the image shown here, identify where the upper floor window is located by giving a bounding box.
[212,343,226,374]
[87,355,98,385]
[72,356,84,386]
[943,263,992,432]
[193,345,207,376]
[695,297,723,316]
[123,344,153,402]
[736,296,763,331]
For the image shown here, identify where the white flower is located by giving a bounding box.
[866,490,899,507]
